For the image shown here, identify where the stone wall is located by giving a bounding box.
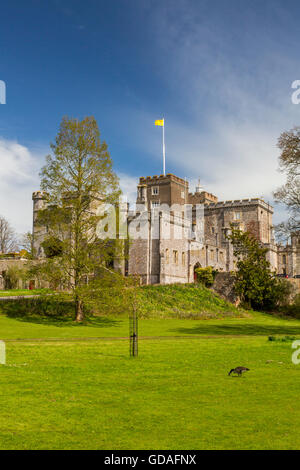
[32,173,299,287]
[0,258,29,289]
[212,274,300,306]
[0,258,45,290]
[212,272,239,305]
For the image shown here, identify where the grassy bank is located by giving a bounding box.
[0,283,244,319]
[132,283,243,318]
[0,289,51,297]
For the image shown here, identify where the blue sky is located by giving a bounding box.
[0,0,300,232]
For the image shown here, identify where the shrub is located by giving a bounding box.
[282,294,300,318]
[262,278,293,311]
[268,335,296,342]
[3,266,20,289]
[41,236,63,258]
[0,293,74,320]
[195,266,215,287]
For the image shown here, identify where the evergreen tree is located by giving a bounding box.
[227,226,291,310]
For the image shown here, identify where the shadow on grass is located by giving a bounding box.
[170,322,300,336]
[0,299,122,328]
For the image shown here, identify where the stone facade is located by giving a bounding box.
[126,174,300,284]
[31,173,300,285]
[276,233,300,277]
[32,190,48,258]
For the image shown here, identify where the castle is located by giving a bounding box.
[32,173,300,285]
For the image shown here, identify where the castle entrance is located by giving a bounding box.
[193,262,201,282]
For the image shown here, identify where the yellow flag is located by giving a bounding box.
[155,119,164,126]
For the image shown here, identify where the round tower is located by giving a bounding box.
[32,191,48,258]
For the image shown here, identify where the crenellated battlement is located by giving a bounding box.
[205,198,273,212]
[32,190,48,200]
[188,191,218,204]
[139,174,188,186]
[30,172,297,282]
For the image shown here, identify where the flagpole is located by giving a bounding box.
[162,118,166,176]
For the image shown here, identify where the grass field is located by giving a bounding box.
[0,289,50,297]
[0,307,300,449]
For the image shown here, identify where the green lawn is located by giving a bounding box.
[0,308,300,340]
[0,289,50,297]
[0,310,300,449]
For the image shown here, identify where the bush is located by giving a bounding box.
[195,267,215,287]
[3,266,20,289]
[41,236,63,258]
[263,278,293,311]
[268,335,296,342]
[0,293,74,320]
[282,293,300,318]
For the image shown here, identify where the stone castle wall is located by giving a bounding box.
[31,173,300,286]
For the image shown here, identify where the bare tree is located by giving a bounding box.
[0,216,19,253]
[20,231,35,259]
[273,127,300,239]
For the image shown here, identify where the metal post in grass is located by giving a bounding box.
[129,309,138,357]
[129,274,139,357]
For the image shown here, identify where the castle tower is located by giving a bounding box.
[291,232,300,276]
[129,174,191,284]
[137,174,189,211]
[32,191,48,258]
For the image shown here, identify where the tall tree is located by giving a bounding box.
[35,116,120,321]
[273,127,300,237]
[0,216,18,253]
[227,226,291,310]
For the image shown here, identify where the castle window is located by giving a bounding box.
[152,186,159,195]
[283,255,286,264]
[151,201,160,209]
[182,252,186,266]
[234,212,241,220]
[165,249,169,264]
[173,250,178,265]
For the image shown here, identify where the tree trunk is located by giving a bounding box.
[75,298,84,322]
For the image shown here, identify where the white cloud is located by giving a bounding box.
[0,140,141,235]
[165,118,286,199]
[0,3,295,234]
[111,3,295,225]
[0,138,40,234]
[118,172,138,207]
